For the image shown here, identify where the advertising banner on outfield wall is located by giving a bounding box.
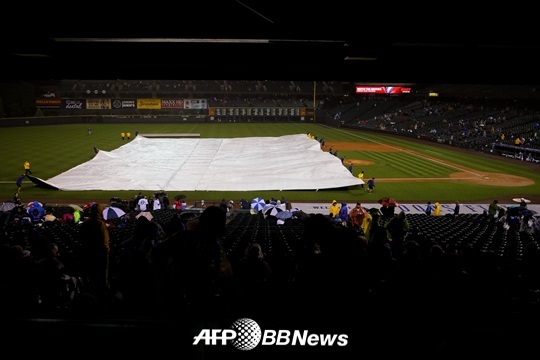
[87,99,111,109]
[137,99,161,109]
[62,99,86,110]
[184,99,207,109]
[36,99,61,109]
[112,99,137,109]
[162,99,184,109]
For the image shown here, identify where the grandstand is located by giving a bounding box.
[1,200,540,357]
[2,7,540,354]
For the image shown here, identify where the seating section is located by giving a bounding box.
[1,204,540,356]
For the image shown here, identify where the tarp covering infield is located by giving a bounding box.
[40,134,364,191]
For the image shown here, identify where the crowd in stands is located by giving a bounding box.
[320,94,540,162]
[1,197,540,355]
[58,80,340,98]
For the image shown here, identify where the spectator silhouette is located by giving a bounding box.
[116,215,161,314]
[294,213,366,326]
[0,243,37,313]
[235,242,272,292]
[154,206,233,320]
[32,237,78,310]
[78,203,110,299]
[386,210,409,259]
[232,242,273,318]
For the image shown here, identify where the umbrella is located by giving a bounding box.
[68,204,83,212]
[102,206,126,220]
[292,209,309,220]
[251,197,266,211]
[44,214,57,222]
[27,201,45,217]
[28,201,43,208]
[262,202,275,213]
[276,210,293,220]
[265,206,283,217]
[83,201,96,211]
[136,211,154,221]
[378,197,399,207]
[519,209,537,217]
[513,197,531,203]
[239,199,251,209]
[0,202,16,212]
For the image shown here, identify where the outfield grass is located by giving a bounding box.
[1,122,538,204]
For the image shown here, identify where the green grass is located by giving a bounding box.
[1,122,538,204]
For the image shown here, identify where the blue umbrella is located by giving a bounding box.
[27,201,45,220]
[519,209,537,217]
[251,197,266,212]
[276,210,293,220]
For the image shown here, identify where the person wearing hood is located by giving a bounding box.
[338,202,349,226]
[329,200,340,220]
[349,202,367,231]
[434,202,441,216]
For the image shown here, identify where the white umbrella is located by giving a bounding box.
[68,204,84,212]
[0,202,17,212]
[262,203,275,213]
[102,206,126,220]
[265,206,283,218]
[251,197,266,211]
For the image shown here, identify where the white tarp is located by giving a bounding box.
[45,134,364,191]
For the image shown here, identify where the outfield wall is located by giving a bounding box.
[0,114,317,127]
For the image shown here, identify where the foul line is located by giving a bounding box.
[380,177,480,181]
[328,126,483,177]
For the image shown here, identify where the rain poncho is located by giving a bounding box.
[329,201,340,218]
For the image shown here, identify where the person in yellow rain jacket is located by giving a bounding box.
[329,200,340,220]
[358,170,364,188]
[434,202,441,216]
[361,211,373,238]
[24,160,32,175]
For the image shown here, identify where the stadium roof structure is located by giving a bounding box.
[1,2,540,88]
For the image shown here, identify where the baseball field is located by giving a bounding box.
[1,122,539,206]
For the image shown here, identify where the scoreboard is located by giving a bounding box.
[211,107,302,117]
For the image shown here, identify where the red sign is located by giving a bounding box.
[355,86,411,94]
